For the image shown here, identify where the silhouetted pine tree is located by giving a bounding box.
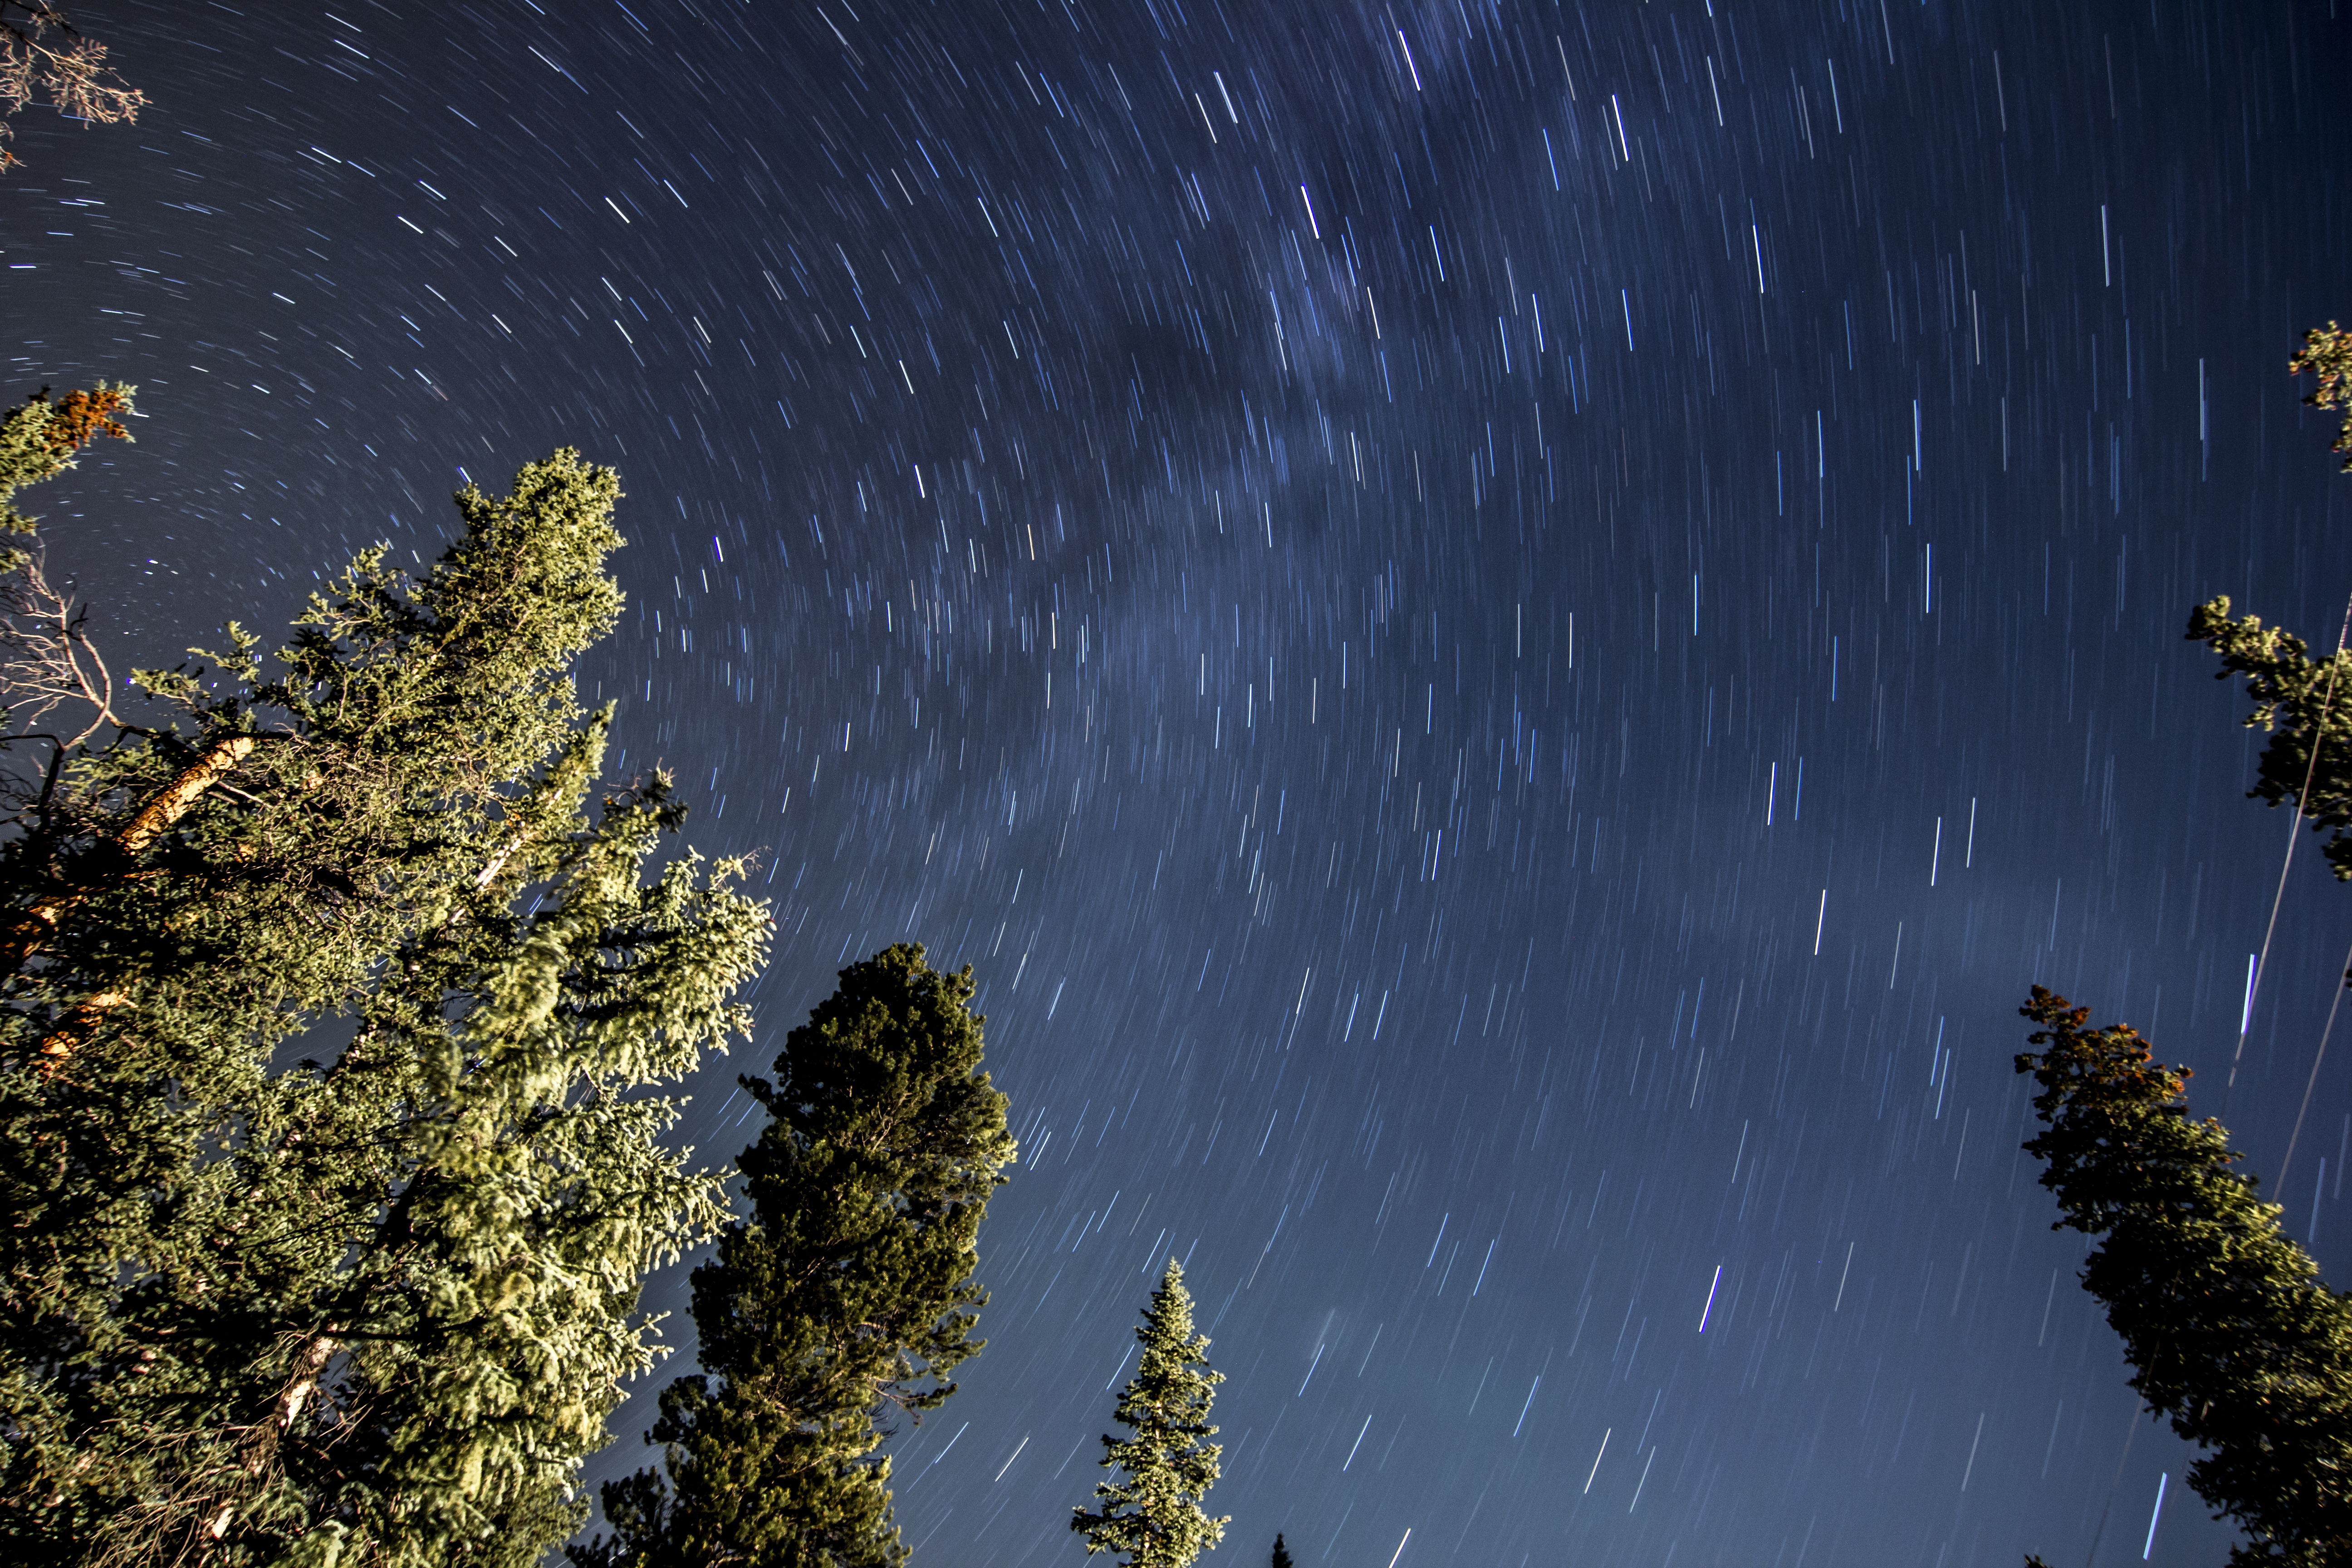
[580,944,1014,1568]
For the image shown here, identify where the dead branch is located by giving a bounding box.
[0,1,146,172]
[0,547,123,748]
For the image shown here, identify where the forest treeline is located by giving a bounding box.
[15,344,2352,1568]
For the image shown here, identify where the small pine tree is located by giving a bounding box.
[1072,1260,1230,1568]
[1269,1534,1294,1568]
[2017,987,2352,1567]
[578,943,1014,1568]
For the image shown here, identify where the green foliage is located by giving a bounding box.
[1072,1260,1229,1568]
[2186,596,2352,878]
[577,943,1014,1568]
[1268,1533,1292,1568]
[2017,987,2352,1567]
[2289,321,2352,472]
[0,438,770,1566]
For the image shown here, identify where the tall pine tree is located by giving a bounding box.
[0,397,771,1566]
[2017,987,2352,1567]
[1268,1533,1293,1568]
[578,942,1014,1568]
[1072,1260,1228,1568]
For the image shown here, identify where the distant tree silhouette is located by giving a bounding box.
[1270,1532,1294,1568]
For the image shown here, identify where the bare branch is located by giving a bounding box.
[0,547,123,747]
[0,1,146,172]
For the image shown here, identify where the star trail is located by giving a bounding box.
[8,2,2352,1563]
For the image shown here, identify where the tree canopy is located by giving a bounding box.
[2289,322,2352,473]
[0,403,770,1566]
[0,2,144,172]
[2186,597,2352,880]
[2188,323,2352,880]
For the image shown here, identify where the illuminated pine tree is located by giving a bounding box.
[2183,324,2352,874]
[1072,1260,1229,1568]
[0,406,770,1566]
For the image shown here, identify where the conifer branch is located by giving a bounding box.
[114,732,255,857]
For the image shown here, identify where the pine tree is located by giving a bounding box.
[1072,1260,1229,1568]
[578,942,1014,1568]
[1268,1533,1293,1568]
[2016,987,2352,1567]
[0,400,771,1566]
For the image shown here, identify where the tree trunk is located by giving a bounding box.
[116,734,255,858]
[19,733,256,1065]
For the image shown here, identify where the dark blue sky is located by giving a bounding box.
[10,1,2352,1563]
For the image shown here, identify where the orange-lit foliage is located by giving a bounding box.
[39,384,129,454]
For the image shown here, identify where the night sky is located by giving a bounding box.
[10,1,2352,1563]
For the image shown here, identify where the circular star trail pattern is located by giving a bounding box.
[10,2,2352,1563]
